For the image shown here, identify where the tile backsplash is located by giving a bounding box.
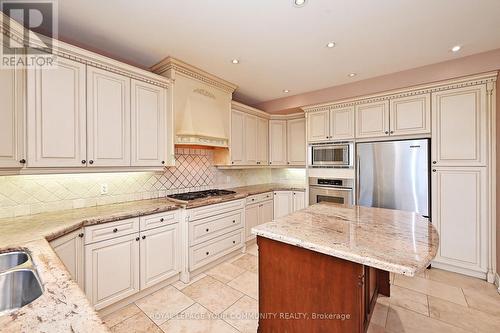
[0,148,303,219]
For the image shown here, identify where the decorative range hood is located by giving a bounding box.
[151,57,238,148]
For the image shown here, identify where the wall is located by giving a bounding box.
[497,78,500,278]
[0,148,273,219]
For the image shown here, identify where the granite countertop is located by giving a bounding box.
[252,203,439,276]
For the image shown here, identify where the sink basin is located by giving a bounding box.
[0,269,43,315]
[0,251,29,272]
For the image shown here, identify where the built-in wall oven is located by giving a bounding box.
[309,178,354,206]
[308,142,354,168]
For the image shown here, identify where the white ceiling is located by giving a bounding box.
[56,0,500,105]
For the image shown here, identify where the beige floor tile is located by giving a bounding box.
[227,271,258,300]
[367,322,386,333]
[370,302,388,327]
[386,304,469,333]
[102,303,141,327]
[385,285,429,316]
[160,303,238,333]
[172,273,207,290]
[135,286,195,325]
[462,287,500,316]
[425,268,492,290]
[206,262,245,283]
[428,295,500,333]
[182,275,244,314]
[222,296,259,333]
[246,243,258,256]
[110,311,162,333]
[231,254,258,273]
[393,274,467,306]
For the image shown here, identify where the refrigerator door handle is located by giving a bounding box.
[356,156,360,204]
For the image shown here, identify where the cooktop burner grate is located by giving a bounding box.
[167,189,236,201]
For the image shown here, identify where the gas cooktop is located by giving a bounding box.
[167,189,236,201]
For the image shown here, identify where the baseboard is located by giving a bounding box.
[431,261,488,281]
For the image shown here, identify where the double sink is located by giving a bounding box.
[0,251,43,315]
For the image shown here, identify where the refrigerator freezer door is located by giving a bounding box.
[357,139,429,216]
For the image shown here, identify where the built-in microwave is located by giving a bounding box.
[308,142,354,168]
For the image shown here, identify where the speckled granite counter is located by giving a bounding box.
[252,203,439,276]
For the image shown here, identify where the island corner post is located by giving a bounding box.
[256,236,390,333]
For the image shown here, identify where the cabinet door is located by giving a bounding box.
[390,94,430,136]
[87,67,131,167]
[432,85,487,166]
[330,107,355,140]
[287,118,306,166]
[85,233,140,310]
[273,191,293,219]
[50,228,84,290]
[140,224,179,290]
[292,191,305,212]
[257,117,269,165]
[260,200,274,225]
[269,120,287,166]
[307,110,330,142]
[244,114,258,165]
[230,110,245,165]
[355,101,390,138]
[27,57,86,167]
[131,80,166,167]
[431,167,487,274]
[245,204,259,241]
[0,64,24,168]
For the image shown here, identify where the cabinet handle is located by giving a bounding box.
[78,233,84,238]
[432,161,437,164]
[161,161,165,165]
[19,159,26,164]
[89,160,94,165]
[113,228,118,233]
[206,251,210,256]
[142,235,146,240]
[136,237,140,241]
[81,160,86,164]
[206,228,209,232]
[160,218,164,222]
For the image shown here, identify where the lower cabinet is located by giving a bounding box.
[292,191,306,211]
[273,191,306,219]
[50,228,85,290]
[245,199,273,241]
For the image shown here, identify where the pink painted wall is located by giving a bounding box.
[257,48,500,114]
[497,78,500,276]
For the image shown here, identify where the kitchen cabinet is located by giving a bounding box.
[244,114,258,165]
[355,101,390,138]
[307,110,330,142]
[230,110,245,165]
[87,67,131,167]
[0,63,24,168]
[26,57,87,168]
[245,204,259,241]
[287,118,306,166]
[269,120,287,166]
[390,94,430,136]
[292,191,306,211]
[245,194,274,241]
[131,80,166,167]
[85,233,140,310]
[431,167,487,276]
[257,117,269,165]
[432,85,487,166]
[273,191,293,218]
[330,107,355,140]
[140,224,179,290]
[50,228,85,290]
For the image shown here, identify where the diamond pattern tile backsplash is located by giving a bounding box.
[0,148,292,219]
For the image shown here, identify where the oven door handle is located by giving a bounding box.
[309,185,353,191]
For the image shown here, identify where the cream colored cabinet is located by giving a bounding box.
[287,118,306,166]
[355,101,390,138]
[50,228,85,290]
[273,191,293,218]
[87,67,131,167]
[292,191,306,212]
[269,120,287,166]
[390,94,430,136]
[85,233,140,310]
[432,85,487,166]
[230,110,245,165]
[245,204,259,241]
[26,57,87,167]
[307,110,330,142]
[131,80,166,167]
[431,167,487,276]
[260,200,274,225]
[330,107,355,140]
[257,118,269,165]
[0,64,24,168]
[140,224,179,290]
[244,114,258,165]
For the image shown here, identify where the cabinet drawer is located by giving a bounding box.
[246,192,273,205]
[140,210,181,231]
[189,229,244,270]
[189,210,244,246]
[188,199,245,221]
[84,218,139,244]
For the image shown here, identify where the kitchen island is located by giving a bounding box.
[252,203,439,333]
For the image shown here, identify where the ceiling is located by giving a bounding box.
[52,0,500,105]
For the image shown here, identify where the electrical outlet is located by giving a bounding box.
[100,184,108,195]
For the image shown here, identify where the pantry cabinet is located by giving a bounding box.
[50,228,85,290]
[269,120,287,166]
[287,118,306,166]
[390,94,430,136]
[355,101,390,138]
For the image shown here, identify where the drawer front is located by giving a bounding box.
[246,192,273,205]
[189,210,244,246]
[140,210,182,231]
[84,218,139,244]
[189,199,245,221]
[189,229,244,270]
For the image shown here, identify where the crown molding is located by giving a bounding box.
[231,101,271,119]
[302,71,498,113]
[151,56,238,93]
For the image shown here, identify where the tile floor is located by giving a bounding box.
[103,243,500,333]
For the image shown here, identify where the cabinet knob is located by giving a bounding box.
[385,131,389,135]
[206,228,209,232]
[232,241,236,244]
[206,251,210,256]
[232,220,236,223]
[136,237,140,241]
[19,159,26,164]
[432,161,437,164]
[81,160,86,164]
[142,235,146,240]
[269,162,272,165]
[231,161,234,165]
[161,161,165,165]
[89,160,94,165]
[390,131,394,134]
[78,233,84,238]
[287,162,290,165]
[160,218,164,222]
[113,228,118,233]
[432,169,436,172]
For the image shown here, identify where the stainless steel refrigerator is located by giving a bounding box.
[356,139,429,217]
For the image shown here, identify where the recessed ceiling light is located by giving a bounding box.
[231,59,240,64]
[326,41,336,48]
[283,89,290,93]
[348,73,357,77]
[451,45,461,52]
[293,0,306,7]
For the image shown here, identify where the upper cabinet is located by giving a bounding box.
[244,114,258,165]
[269,120,287,166]
[390,94,430,136]
[432,85,487,166]
[287,118,306,166]
[307,110,330,142]
[355,101,390,138]
[307,108,355,143]
[26,57,87,168]
[257,118,269,165]
[230,110,245,165]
